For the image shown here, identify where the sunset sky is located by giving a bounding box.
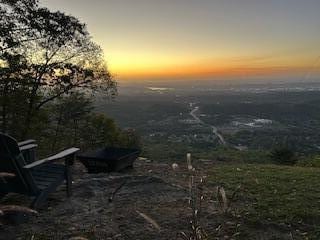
[41,0,320,82]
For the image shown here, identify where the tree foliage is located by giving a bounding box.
[41,94,141,155]
[269,146,297,165]
[0,0,140,154]
[0,0,116,138]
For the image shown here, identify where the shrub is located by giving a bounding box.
[269,147,297,165]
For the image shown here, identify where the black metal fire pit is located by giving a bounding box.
[77,147,140,173]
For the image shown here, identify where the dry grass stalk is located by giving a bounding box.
[179,153,208,240]
[216,187,228,213]
[0,173,15,178]
[215,185,241,214]
[0,205,38,215]
[108,179,127,203]
[0,172,37,223]
[0,205,37,226]
[0,172,15,184]
[136,210,161,231]
[68,237,89,240]
[187,153,193,171]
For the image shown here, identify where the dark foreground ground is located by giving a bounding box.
[1,159,319,240]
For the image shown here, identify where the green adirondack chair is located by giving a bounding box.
[18,139,37,163]
[0,133,79,209]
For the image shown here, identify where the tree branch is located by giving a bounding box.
[35,78,93,110]
[0,36,46,52]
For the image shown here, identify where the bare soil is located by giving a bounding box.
[0,159,304,240]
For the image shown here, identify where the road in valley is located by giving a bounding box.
[189,106,227,145]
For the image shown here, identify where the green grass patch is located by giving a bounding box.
[143,142,270,164]
[297,155,320,168]
[208,164,320,238]
[196,146,270,164]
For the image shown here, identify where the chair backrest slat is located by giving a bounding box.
[0,133,38,195]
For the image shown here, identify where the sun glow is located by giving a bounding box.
[42,0,320,82]
[106,51,318,81]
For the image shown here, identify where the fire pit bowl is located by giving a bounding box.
[77,147,141,173]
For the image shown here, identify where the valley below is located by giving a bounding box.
[96,83,320,163]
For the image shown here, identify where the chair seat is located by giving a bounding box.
[31,164,66,190]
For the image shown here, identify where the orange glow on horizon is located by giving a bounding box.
[105,50,320,81]
[108,59,319,81]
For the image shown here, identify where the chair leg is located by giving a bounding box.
[65,164,72,197]
[31,191,49,209]
[65,154,74,197]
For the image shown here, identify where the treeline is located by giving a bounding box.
[0,0,140,154]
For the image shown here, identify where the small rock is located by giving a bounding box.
[69,237,88,240]
[226,221,235,226]
[172,163,179,170]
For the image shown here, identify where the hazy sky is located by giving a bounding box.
[41,0,320,82]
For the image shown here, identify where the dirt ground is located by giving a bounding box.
[0,159,300,240]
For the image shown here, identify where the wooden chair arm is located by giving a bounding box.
[18,139,36,147]
[23,148,80,169]
[19,144,38,152]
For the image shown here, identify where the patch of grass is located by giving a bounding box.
[297,155,320,168]
[143,142,270,164]
[196,147,270,164]
[207,164,320,238]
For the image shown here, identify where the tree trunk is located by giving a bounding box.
[21,103,34,139]
[51,108,63,152]
[21,87,38,139]
[1,80,9,133]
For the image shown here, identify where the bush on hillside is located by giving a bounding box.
[269,146,297,165]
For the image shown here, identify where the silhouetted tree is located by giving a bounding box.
[48,93,94,152]
[0,0,116,138]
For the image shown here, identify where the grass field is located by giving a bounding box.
[207,164,320,239]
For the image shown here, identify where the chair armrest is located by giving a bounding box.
[23,147,80,169]
[18,139,36,147]
[19,144,38,152]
